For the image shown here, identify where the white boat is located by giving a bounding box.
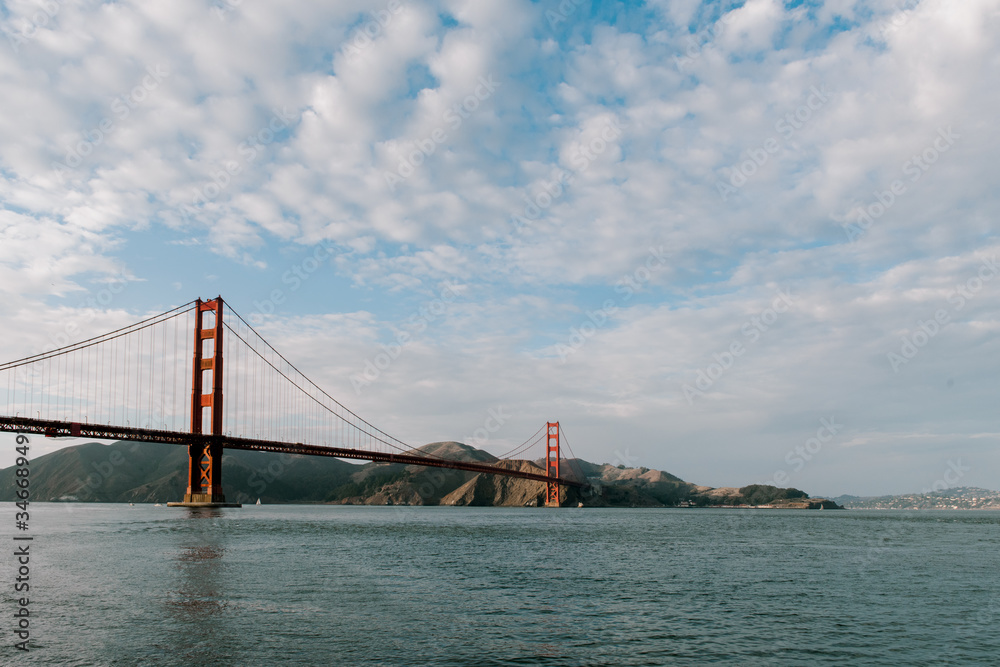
[256,498,261,505]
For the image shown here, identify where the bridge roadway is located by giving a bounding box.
[0,416,586,489]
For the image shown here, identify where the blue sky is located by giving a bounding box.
[1,0,999,496]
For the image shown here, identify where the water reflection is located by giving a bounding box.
[171,544,226,615]
[167,509,229,624]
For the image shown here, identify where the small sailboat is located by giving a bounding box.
[256,498,261,505]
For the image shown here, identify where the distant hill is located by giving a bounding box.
[0,440,359,504]
[833,487,1000,510]
[0,439,841,508]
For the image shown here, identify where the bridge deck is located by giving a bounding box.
[0,416,585,489]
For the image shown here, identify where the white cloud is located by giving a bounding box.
[718,0,784,53]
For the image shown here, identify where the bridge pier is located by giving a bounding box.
[167,441,240,507]
[169,297,241,509]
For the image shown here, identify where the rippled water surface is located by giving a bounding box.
[3,504,999,665]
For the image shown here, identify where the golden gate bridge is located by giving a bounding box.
[0,297,586,507]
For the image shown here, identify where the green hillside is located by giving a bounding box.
[0,440,359,504]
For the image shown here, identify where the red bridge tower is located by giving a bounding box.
[545,421,561,507]
[169,297,240,507]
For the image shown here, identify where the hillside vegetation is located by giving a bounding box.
[0,440,841,508]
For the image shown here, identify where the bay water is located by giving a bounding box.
[3,504,998,665]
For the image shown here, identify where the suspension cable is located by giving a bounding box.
[558,427,589,482]
[496,423,546,459]
[0,301,197,372]
[223,306,441,458]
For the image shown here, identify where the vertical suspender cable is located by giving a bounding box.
[110,338,116,425]
[172,315,179,431]
[149,321,154,426]
[135,328,142,426]
[160,319,166,428]
[84,339,90,422]
[123,331,129,424]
